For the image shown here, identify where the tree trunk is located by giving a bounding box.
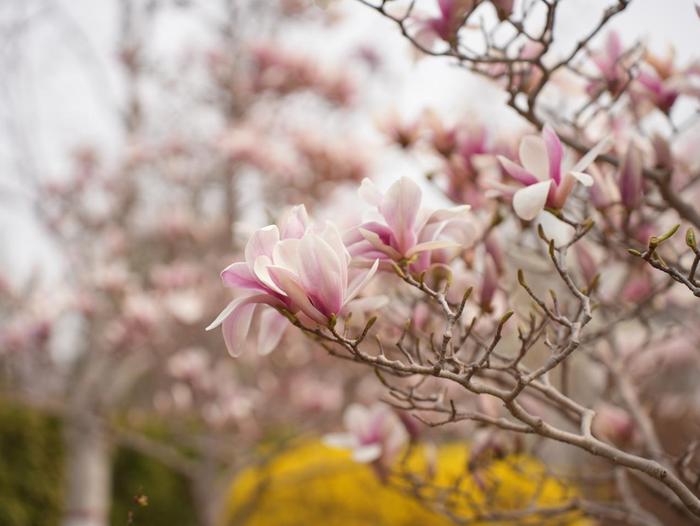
[61,415,112,526]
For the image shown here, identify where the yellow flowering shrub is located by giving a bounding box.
[223,441,593,526]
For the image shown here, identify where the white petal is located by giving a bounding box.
[568,171,594,187]
[512,180,552,221]
[537,211,575,247]
[570,135,613,173]
[352,444,383,463]
[519,135,549,181]
[358,178,383,206]
[322,433,359,450]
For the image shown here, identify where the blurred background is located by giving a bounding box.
[0,1,697,525]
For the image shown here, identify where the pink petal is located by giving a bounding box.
[379,177,421,254]
[542,124,563,184]
[267,266,327,324]
[519,136,549,181]
[498,156,539,186]
[298,234,344,317]
[406,239,460,258]
[222,302,256,357]
[512,180,551,220]
[278,205,309,239]
[345,258,379,305]
[257,307,287,355]
[359,228,402,260]
[221,262,263,290]
[245,225,279,263]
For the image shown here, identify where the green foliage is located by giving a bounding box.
[110,447,197,526]
[0,400,197,526]
[0,401,64,526]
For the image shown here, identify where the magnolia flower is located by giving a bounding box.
[207,205,380,356]
[498,125,609,221]
[588,32,630,96]
[416,0,474,46]
[346,177,476,272]
[323,403,408,467]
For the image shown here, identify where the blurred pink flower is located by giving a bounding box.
[346,177,476,272]
[497,125,609,220]
[323,403,408,467]
[588,32,630,97]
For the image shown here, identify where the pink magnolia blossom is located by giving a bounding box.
[345,177,476,272]
[588,32,630,97]
[497,125,609,221]
[323,403,408,467]
[417,0,475,46]
[207,205,380,356]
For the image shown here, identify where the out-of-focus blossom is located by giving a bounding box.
[417,0,475,46]
[323,403,408,468]
[208,206,380,356]
[497,125,609,221]
[479,254,498,313]
[618,142,644,210]
[588,32,630,97]
[491,0,514,21]
[346,177,476,272]
[592,404,636,446]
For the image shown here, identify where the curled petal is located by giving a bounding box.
[497,156,539,186]
[406,239,460,258]
[359,228,402,260]
[345,258,380,305]
[512,180,551,220]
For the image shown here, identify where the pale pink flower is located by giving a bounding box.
[497,125,609,221]
[588,32,630,97]
[207,205,379,356]
[323,403,408,467]
[345,177,476,272]
[418,0,475,45]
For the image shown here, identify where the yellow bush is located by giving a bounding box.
[223,441,592,526]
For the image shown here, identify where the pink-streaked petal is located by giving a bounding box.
[298,234,344,317]
[352,444,383,463]
[206,294,284,331]
[345,258,379,305]
[358,178,383,207]
[537,211,575,247]
[206,300,238,331]
[222,302,256,357]
[571,136,613,173]
[359,228,402,260]
[221,262,262,290]
[497,156,539,186]
[542,124,563,184]
[568,171,594,187]
[379,177,421,254]
[257,308,287,355]
[267,266,327,324]
[244,225,280,263]
[253,255,284,294]
[278,205,309,239]
[512,180,551,220]
[519,135,549,181]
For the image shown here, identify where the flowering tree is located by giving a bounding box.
[209,1,700,524]
[0,1,382,525]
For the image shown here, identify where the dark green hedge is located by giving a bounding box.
[0,401,197,526]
